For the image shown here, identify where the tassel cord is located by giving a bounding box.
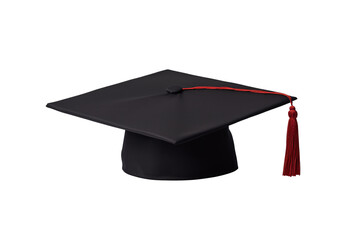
[182,86,300,177]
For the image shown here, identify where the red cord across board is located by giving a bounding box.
[182,86,293,105]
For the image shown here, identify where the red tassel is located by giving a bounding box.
[283,106,300,176]
[181,86,301,176]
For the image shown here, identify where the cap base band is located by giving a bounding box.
[121,128,238,180]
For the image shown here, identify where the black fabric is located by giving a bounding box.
[121,127,238,180]
[47,69,296,144]
[47,69,297,180]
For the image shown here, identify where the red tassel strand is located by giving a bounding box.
[182,86,300,177]
[283,106,300,176]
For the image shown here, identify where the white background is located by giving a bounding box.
[1,1,359,239]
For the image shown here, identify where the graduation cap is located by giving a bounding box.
[47,70,300,180]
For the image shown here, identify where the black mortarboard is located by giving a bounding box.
[47,70,300,180]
